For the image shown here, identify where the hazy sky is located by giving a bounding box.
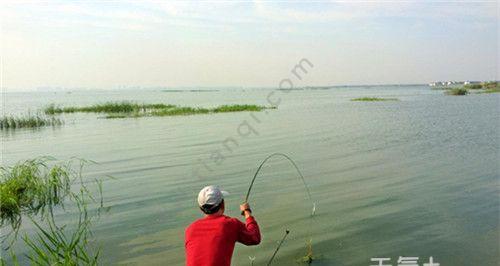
[1,1,498,90]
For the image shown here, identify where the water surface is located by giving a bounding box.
[1,86,499,265]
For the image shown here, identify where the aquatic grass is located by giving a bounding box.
[44,102,274,119]
[351,97,399,101]
[298,239,317,265]
[0,158,105,265]
[475,81,499,93]
[479,87,500,94]
[103,114,129,119]
[44,102,176,115]
[151,106,210,116]
[212,105,268,113]
[0,115,63,130]
[0,158,104,238]
[445,88,468,95]
[482,81,498,90]
[21,196,99,266]
[463,84,483,90]
[0,158,71,231]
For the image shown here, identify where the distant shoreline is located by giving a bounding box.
[3,83,432,93]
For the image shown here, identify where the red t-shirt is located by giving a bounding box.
[185,214,261,266]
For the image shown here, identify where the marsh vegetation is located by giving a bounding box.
[445,88,469,96]
[437,81,499,96]
[0,158,105,265]
[351,97,399,101]
[0,115,63,130]
[45,102,274,119]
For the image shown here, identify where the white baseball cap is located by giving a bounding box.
[197,185,229,207]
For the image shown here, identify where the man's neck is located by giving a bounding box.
[205,211,224,218]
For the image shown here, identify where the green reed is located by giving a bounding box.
[298,239,316,265]
[436,81,498,95]
[479,87,500,94]
[445,88,468,96]
[0,158,71,231]
[44,102,177,114]
[0,115,63,130]
[44,102,273,118]
[351,97,399,101]
[0,158,106,265]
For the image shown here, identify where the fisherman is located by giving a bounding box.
[185,185,261,266]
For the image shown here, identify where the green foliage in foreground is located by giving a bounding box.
[45,102,274,119]
[20,196,99,266]
[0,159,71,230]
[0,115,63,130]
[351,97,399,101]
[0,158,105,265]
[445,88,468,96]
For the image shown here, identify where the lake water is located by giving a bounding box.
[1,86,499,265]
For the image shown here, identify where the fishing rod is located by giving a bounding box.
[266,230,290,266]
[244,153,316,264]
[244,153,313,204]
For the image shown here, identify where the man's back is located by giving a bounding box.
[185,214,261,266]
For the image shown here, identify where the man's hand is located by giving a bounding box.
[240,202,252,218]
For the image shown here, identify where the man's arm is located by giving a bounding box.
[236,203,261,245]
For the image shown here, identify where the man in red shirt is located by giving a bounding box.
[185,185,261,266]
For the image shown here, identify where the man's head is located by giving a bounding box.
[197,185,228,215]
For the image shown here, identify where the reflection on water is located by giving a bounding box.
[2,86,499,265]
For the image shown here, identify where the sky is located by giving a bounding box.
[0,1,498,91]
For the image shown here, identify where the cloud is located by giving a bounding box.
[252,0,497,23]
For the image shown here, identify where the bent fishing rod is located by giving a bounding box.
[243,153,316,265]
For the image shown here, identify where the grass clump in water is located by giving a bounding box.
[438,81,499,95]
[212,104,271,113]
[0,158,106,265]
[351,97,399,101]
[464,84,482,90]
[298,240,317,265]
[445,88,468,96]
[0,158,96,232]
[479,87,500,94]
[44,102,273,118]
[475,81,499,93]
[0,114,63,130]
[44,102,177,114]
[152,106,210,116]
[0,159,69,230]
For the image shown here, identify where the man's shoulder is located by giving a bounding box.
[225,216,245,226]
[186,215,242,230]
[185,218,204,232]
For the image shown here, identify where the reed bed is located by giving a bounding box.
[445,88,468,96]
[44,102,176,114]
[0,158,105,265]
[44,102,273,118]
[437,81,499,96]
[479,87,500,94]
[0,115,63,130]
[351,97,399,101]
